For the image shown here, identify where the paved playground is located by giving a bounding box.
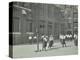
[13,41,78,58]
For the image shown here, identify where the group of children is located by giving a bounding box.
[28,33,78,51]
[41,33,78,51]
[59,34,78,47]
[41,35,54,51]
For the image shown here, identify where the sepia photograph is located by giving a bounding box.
[9,1,78,58]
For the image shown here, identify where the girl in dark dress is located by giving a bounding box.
[62,35,66,47]
[48,35,54,48]
[42,36,47,51]
[74,34,78,46]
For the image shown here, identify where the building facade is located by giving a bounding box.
[11,2,78,45]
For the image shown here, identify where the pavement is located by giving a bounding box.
[13,41,78,58]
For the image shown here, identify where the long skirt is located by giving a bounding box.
[74,39,78,46]
[48,41,53,48]
[43,41,47,48]
[62,39,66,44]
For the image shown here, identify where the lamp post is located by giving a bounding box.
[36,28,40,52]
[72,6,74,39]
[36,7,40,52]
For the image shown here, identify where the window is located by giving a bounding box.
[39,20,45,34]
[60,23,65,34]
[40,24,45,28]
[26,20,32,32]
[48,22,53,35]
[73,12,78,18]
[74,18,78,23]
[48,5,52,18]
[54,23,60,39]
[74,23,78,27]
[68,23,72,29]
[13,17,20,32]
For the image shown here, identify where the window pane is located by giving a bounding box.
[13,17,19,32]
[26,20,32,32]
